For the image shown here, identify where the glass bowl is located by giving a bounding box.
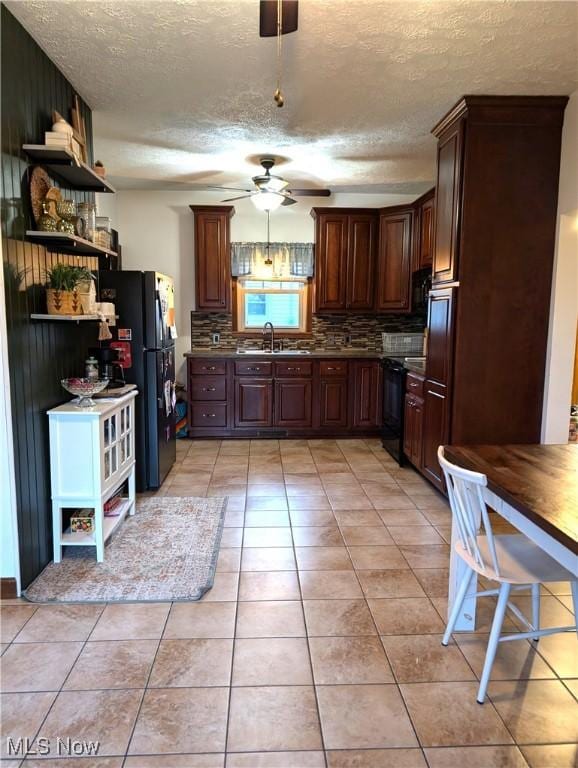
[61,378,109,408]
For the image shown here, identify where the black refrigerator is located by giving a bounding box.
[99,270,176,491]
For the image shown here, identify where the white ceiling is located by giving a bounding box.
[9,0,578,197]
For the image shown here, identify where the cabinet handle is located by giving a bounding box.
[204,366,216,371]
[247,366,261,371]
[203,387,216,392]
[286,366,300,371]
[327,366,338,371]
[409,382,419,388]
[203,413,216,418]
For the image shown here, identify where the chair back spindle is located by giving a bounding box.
[438,446,501,577]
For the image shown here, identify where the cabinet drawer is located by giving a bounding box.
[234,361,273,377]
[189,359,226,376]
[406,373,424,397]
[189,403,227,427]
[189,376,226,401]
[319,360,348,377]
[274,361,313,378]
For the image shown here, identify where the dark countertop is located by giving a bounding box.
[184,348,384,359]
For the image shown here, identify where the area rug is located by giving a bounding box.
[23,496,226,603]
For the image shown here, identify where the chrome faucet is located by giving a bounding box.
[262,322,275,353]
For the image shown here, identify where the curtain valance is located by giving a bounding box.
[231,242,314,278]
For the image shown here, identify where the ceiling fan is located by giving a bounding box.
[215,157,331,211]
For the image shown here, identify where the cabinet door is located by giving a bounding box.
[412,396,424,468]
[426,286,456,387]
[274,379,312,428]
[422,380,448,491]
[234,379,273,427]
[432,121,464,283]
[376,210,413,312]
[419,196,435,269]
[403,394,414,459]
[315,214,348,311]
[319,378,348,428]
[192,207,232,311]
[352,361,381,428]
[347,214,376,310]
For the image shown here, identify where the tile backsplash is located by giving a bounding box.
[191,311,426,352]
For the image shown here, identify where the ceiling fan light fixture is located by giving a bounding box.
[263,176,287,192]
[252,190,284,211]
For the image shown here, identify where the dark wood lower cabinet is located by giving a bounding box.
[186,356,382,437]
[274,379,312,427]
[234,379,273,428]
[421,380,448,490]
[319,378,348,428]
[352,360,381,429]
[404,393,424,469]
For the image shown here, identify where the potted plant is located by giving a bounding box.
[75,266,97,314]
[46,264,87,315]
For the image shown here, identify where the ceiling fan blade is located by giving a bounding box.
[204,185,253,193]
[221,194,254,202]
[281,196,298,206]
[288,189,331,197]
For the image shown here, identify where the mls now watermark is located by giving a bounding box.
[6,736,100,757]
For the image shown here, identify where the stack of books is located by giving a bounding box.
[44,132,82,159]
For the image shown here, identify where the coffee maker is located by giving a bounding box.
[89,347,125,389]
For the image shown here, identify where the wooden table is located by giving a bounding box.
[443,444,578,631]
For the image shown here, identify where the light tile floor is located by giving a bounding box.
[1,438,577,767]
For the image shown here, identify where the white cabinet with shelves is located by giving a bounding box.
[48,391,137,562]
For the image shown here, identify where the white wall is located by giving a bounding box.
[542,89,578,443]
[98,190,415,380]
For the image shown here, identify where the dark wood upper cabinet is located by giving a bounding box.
[347,214,377,310]
[432,120,464,284]
[376,209,413,312]
[313,212,348,311]
[274,379,313,427]
[312,209,376,312]
[190,205,234,312]
[352,360,381,428]
[418,192,435,269]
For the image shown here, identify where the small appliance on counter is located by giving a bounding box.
[381,332,426,465]
[89,346,126,390]
[98,270,176,491]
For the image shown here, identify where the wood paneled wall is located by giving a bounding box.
[1,6,100,587]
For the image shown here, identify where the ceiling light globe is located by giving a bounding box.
[252,191,284,211]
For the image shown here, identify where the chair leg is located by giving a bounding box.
[531,583,541,641]
[570,581,578,635]
[477,582,511,704]
[442,567,474,646]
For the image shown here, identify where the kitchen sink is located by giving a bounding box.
[236,349,311,356]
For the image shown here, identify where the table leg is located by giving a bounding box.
[448,515,477,631]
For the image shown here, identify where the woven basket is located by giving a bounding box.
[46,288,82,316]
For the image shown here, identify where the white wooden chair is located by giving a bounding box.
[438,446,578,704]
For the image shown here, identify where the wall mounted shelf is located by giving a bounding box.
[22,145,116,193]
[30,313,101,323]
[26,231,117,257]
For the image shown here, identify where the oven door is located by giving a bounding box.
[382,361,406,465]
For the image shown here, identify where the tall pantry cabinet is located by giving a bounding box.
[422,95,568,490]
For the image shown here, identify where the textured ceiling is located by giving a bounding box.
[8,0,578,195]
